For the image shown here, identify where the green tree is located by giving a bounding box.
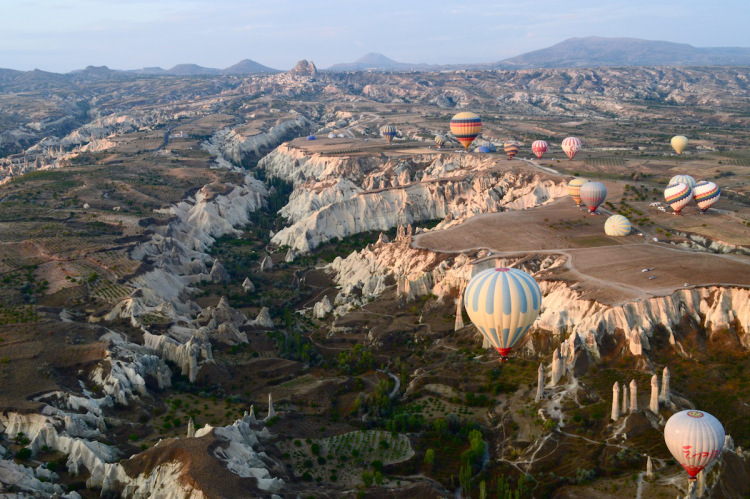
[361,470,374,487]
[424,448,435,465]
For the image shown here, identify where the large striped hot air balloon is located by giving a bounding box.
[435,135,447,149]
[580,181,607,213]
[450,112,482,150]
[531,140,548,159]
[463,267,542,362]
[671,136,688,155]
[567,178,588,207]
[665,410,724,482]
[380,125,396,145]
[503,141,520,160]
[669,175,696,191]
[693,181,720,212]
[561,137,582,160]
[665,182,693,215]
[604,215,631,236]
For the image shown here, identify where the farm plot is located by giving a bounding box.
[279,430,414,486]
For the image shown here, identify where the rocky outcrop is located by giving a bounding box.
[313,296,333,319]
[203,115,311,165]
[289,60,317,77]
[210,259,231,283]
[272,167,566,253]
[249,307,274,329]
[242,277,256,293]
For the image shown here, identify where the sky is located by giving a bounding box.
[1,0,749,73]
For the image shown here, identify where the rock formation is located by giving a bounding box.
[646,456,653,479]
[249,307,274,328]
[259,255,273,272]
[284,248,296,262]
[535,364,544,403]
[550,347,565,386]
[650,374,659,413]
[629,379,638,412]
[621,386,629,415]
[210,259,230,283]
[660,366,671,402]
[289,60,317,77]
[313,296,333,319]
[266,394,276,419]
[454,298,464,330]
[697,469,705,498]
[242,277,255,293]
[187,418,195,438]
[612,382,620,421]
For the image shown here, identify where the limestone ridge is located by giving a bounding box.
[263,147,566,253]
[325,237,750,359]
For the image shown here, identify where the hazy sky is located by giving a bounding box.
[2,0,749,72]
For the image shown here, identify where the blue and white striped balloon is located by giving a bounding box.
[463,268,542,361]
[669,174,697,191]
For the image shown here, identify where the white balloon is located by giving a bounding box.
[664,410,725,480]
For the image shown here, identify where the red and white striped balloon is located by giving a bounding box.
[531,140,548,159]
[561,137,582,160]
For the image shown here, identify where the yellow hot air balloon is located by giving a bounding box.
[671,136,688,155]
[450,112,482,150]
[567,178,588,207]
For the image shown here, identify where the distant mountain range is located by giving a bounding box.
[325,37,750,71]
[3,37,750,80]
[326,53,440,72]
[493,37,750,69]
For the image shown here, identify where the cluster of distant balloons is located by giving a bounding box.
[373,109,727,490]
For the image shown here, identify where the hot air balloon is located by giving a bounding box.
[604,215,631,236]
[664,182,693,215]
[669,175,697,191]
[561,137,582,160]
[693,181,720,212]
[380,125,396,145]
[485,141,497,153]
[665,410,724,482]
[450,112,482,150]
[435,135,447,149]
[475,146,490,153]
[463,267,542,362]
[580,181,607,213]
[503,141,520,160]
[532,140,548,159]
[567,178,588,207]
[671,136,688,155]
[306,135,316,141]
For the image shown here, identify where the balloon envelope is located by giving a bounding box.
[693,181,720,212]
[665,182,693,214]
[669,175,697,191]
[580,181,607,212]
[532,140,548,159]
[435,135,447,148]
[567,178,588,207]
[604,215,631,236]
[671,136,688,155]
[450,112,482,150]
[562,137,582,160]
[503,141,520,160]
[306,135,316,140]
[463,268,542,362]
[380,125,396,144]
[665,410,724,480]
[475,146,490,153]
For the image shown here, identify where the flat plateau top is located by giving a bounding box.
[414,197,750,304]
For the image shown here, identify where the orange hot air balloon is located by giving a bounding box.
[450,112,482,150]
